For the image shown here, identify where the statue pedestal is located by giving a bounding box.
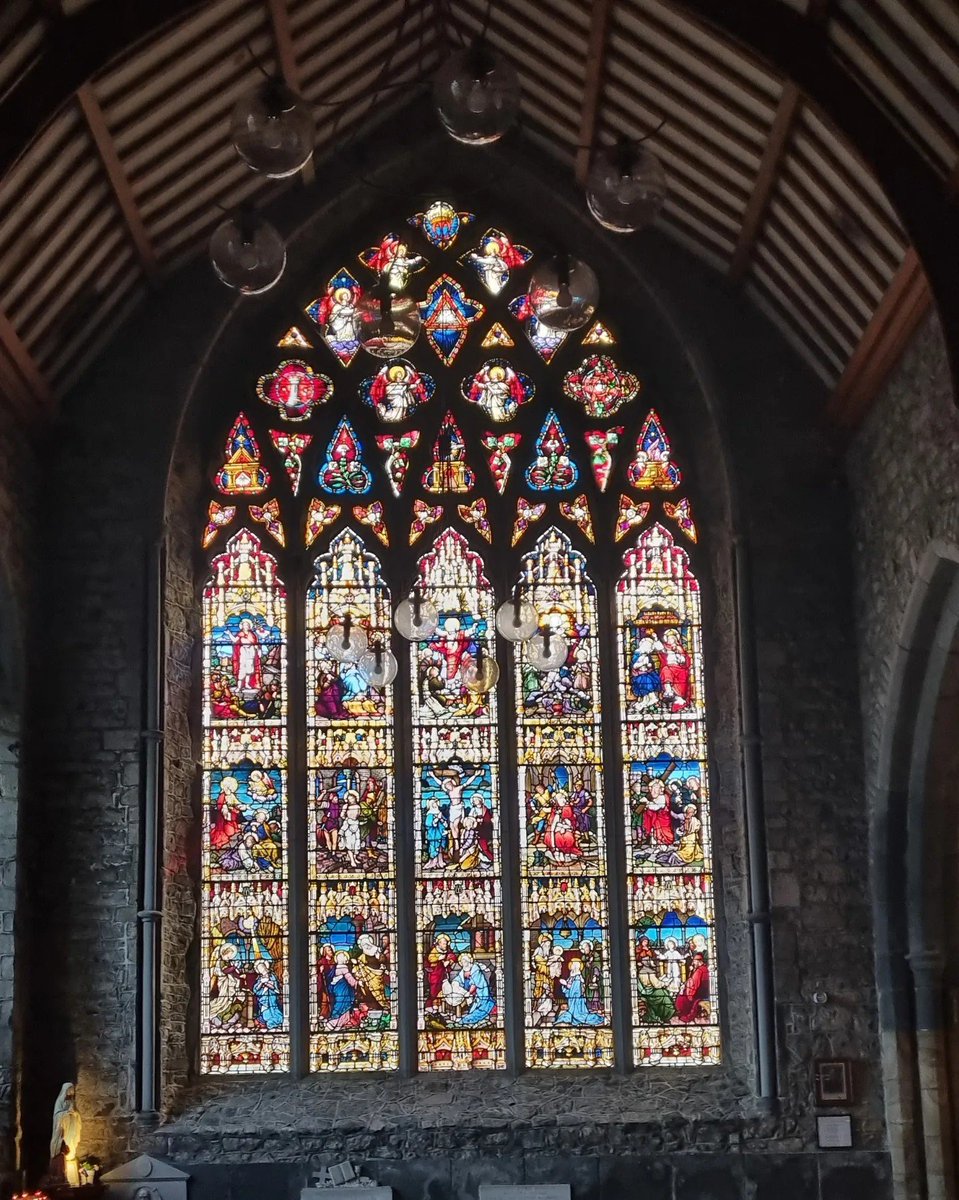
[301,1191,393,1200]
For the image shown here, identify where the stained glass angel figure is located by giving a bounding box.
[462,360,534,422]
[461,228,531,295]
[361,359,435,423]
[359,234,427,291]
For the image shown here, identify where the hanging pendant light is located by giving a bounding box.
[495,594,539,642]
[433,38,520,145]
[586,136,667,233]
[358,640,399,688]
[209,207,286,294]
[395,588,439,640]
[528,251,599,330]
[527,626,568,672]
[231,78,315,178]
[326,614,368,663]
[359,288,421,358]
[463,641,501,693]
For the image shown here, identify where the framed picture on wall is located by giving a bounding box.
[814,1059,853,1105]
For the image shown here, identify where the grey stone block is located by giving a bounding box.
[452,1157,525,1200]
[674,1155,743,1200]
[523,1154,599,1200]
[819,1152,892,1200]
[743,1155,817,1200]
[598,1156,671,1200]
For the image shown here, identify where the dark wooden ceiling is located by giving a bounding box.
[0,0,954,424]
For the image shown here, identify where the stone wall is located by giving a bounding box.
[846,313,956,788]
[14,133,889,1199]
[845,311,958,1198]
[0,396,36,1173]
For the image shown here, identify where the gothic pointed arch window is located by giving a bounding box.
[197,200,720,1075]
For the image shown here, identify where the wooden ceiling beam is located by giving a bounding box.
[669,0,959,398]
[728,81,800,282]
[76,84,159,282]
[826,248,931,429]
[266,0,315,185]
[0,1,206,178]
[575,0,614,184]
[267,0,301,92]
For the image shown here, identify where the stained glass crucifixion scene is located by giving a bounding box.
[200,198,718,1075]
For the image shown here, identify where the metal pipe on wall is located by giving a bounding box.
[733,534,778,1102]
[137,540,164,1115]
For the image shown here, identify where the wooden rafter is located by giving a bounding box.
[728,81,801,282]
[0,308,52,415]
[77,83,158,281]
[575,0,614,184]
[826,248,931,429]
[267,0,301,92]
[266,0,314,184]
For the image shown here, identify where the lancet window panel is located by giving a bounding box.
[306,529,399,1072]
[617,524,721,1066]
[410,528,506,1071]
[200,529,290,1075]
[514,528,614,1069]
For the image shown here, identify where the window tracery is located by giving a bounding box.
[196,198,718,1075]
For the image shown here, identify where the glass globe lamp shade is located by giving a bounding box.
[358,645,399,688]
[231,79,315,178]
[495,598,539,642]
[586,142,667,233]
[433,41,520,145]
[358,291,421,358]
[209,211,286,294]
[463,650,501,694]
[528,254,599,330]
[326,622,368,663]
[395,596,439,641]
[527,629,568,672]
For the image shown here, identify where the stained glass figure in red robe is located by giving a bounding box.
[462,360,534,422]
[358,234,427,291]
[360,360,434,423]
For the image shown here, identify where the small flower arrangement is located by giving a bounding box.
[78,1157,101,1186]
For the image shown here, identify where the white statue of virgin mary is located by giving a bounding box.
[50,1081,82,1187]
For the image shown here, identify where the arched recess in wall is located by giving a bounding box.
[157,138,754,1118]
[873,543,959,1200]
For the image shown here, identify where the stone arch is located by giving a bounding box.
[873,541,959,1200]
[156,127,760,1130]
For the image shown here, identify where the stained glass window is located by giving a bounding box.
[617,524,720,1065]
[410,530,506,1070]
[306,530,398,1071]
[514,529,613,1068]
[197,198,723,1076]
[201,529,289,1074]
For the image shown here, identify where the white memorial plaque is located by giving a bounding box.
[479,1187,571,1200]
[816,1113,853,1149]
